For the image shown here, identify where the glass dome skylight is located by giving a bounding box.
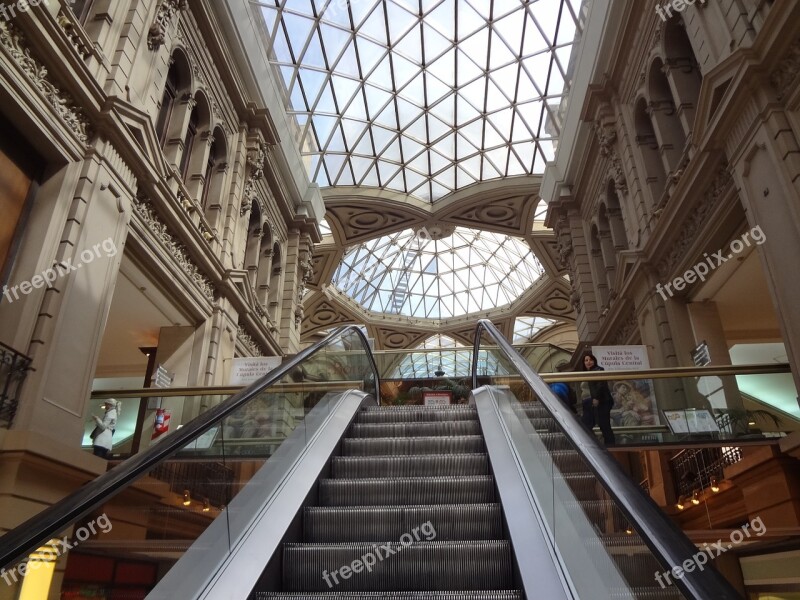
[332,226,545,318]
[258,0,584,201]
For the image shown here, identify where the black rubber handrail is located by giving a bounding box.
[0,325,380,569]
[471,318,742,600]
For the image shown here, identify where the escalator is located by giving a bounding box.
[0,322,742,599]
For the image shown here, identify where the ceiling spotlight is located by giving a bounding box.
[182,490,191,506]
[676,496,686,511]
[624,525,633,535]
[710,477,720,493]
[203,498,210,512]
[691,490,701,505]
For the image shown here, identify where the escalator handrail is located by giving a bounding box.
[471,318,742,600]
[0,325,380,570]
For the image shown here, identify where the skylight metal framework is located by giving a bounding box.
[333,226,545,319]
[256,0,584,201]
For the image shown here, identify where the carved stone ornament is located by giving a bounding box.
[594,121,617,158]
[770,38,800,101]
[241,141,268,215]
[148,0,188,51]
[132,194,215,301]
[657,161,732,277]
[236,325,262,356]
[612,310,639,344]
[57,10,92,59]
[0,20,91,144]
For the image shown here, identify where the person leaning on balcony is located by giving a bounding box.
[90,399,119,458]
[580,353,616,447]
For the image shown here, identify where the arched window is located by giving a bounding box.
[589,224,609,308]
[648,58,686,173]
[179,105,199,180]
[664,19,702,136]
[269,243,283,321]
[634,98,666,204]
[155,63,179,146]
[606,180,630,250]
[244,204,262,287]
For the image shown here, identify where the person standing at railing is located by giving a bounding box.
[90,399,119,458]
[580,353,616,447]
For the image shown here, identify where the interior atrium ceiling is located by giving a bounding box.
[256,0,585,202]
[332,225,545,318]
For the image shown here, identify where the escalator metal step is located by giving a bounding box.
[332,454,490,478]
[556,473,601,501]
[536,432,574,452]
[283,541,514,592]
[548,449,586,473]
[521,404,551,420]
[319,477,496,506]
[357,407,478,424]
[565,499,626,532]
[256,591,523,600]
[304,504,503,542]
[527,417,556,431]
[342,436,485,456]
[611,588,685,599]
[348,421,481,438]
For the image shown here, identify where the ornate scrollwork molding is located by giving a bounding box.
[656,161,732,278]
[241,141,268,215]
[236,325,262,356]
[148,0,188,51]
[132,194,215,301]
[594,120,628,195]
[0,20,91,144]
[770,37,800,101]
[611,310,638,345]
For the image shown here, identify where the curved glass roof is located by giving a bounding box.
[513,315,556,343]
[258,0,584,201]
[332,226,544,318]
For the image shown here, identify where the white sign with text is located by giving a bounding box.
[229,357,282,385]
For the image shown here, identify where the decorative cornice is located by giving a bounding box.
[148,0,188,51]
[132,194,215,301]
[0,20,91,144]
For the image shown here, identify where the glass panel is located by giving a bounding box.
[261,0,585,200]
[474,325,691,599]
[1,328,377,599]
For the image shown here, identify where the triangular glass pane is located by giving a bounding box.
[427,113,451,142]
[406,114,427,143]
[422,23,452,62]
[395,22,423,64]
[337,165,355,186]
[397,96,423,129]
[324,153,347,182]
[493,7,525,55]
[488,32,517,70]
[355,37,387,76]
[399,72,426,105]
[485,78,509,112]
[360,2,387,44]
[335,41,362,78]
[457,2,486,38]
[412,179,432,202]
[455,49,484,86]
[456,165,477,188]
[392,53,419,90]
[522,14,550,56]
[319,0,352,27]
[311,114,338,146]
[375,100,399,129]
[319,22,352,67]
[386,2,419,45]
[488,106,514,140]
[434,132,456,159]
[302,29,328,69]
[430,93,455,125]
[351,0,379,29]
[351,155,373,182]
[461,27,489,70]
[283,12,316,55]
[485,146,509,176]
[364,84,393,118]
[401,137,426,163]
[425,0,455,40]
[378,156,401,181]
[428,48,456,89]
[425,73,451,106]
[327,124,347,153]
[431,181,450,200]
[353,130,374,155]
[371,126,397,154]
[429,148,449,174]
[465,0,491,21]
[314,80,337,114]
[331,76,362,111]
[435,165,455,189]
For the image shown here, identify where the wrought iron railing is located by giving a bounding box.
[670,446,743,498]
[0,342,32,428]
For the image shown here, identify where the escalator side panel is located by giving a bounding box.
[146,390,374,600]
